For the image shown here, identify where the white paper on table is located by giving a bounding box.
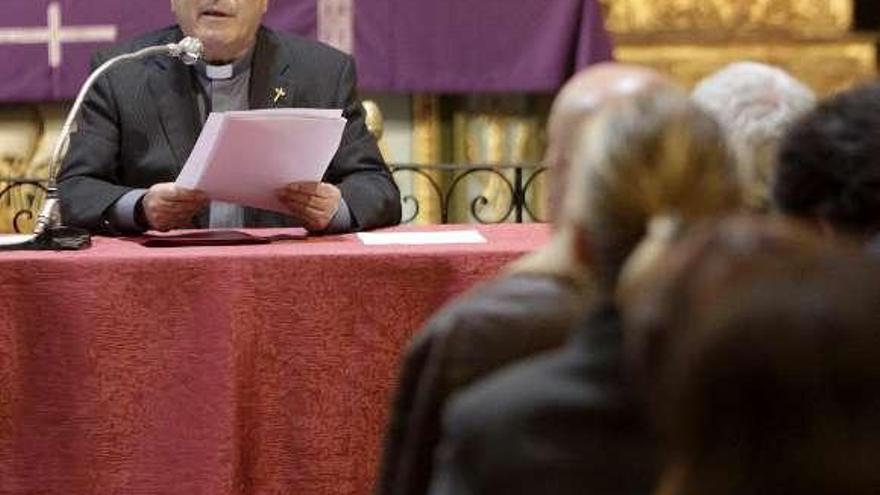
[175,108,347,214]
[357,230,487,246]
[0,234,35,246]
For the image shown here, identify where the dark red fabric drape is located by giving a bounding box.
[0,224,549,494]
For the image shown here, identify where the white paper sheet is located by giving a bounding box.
[175,108,347,214]
[230,108,343,119]
[0,234,35,246]
[357,230,487,245]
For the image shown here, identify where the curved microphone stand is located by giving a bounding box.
[0,37,203,251]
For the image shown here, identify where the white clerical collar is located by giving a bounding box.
[194,46,255,81]
[206,64,234,80]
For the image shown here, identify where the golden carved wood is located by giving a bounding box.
[615,38,877,96]
[601,0,852,37]
[602,0,875,96]
[410,94,444,224]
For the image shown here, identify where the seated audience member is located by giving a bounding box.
[427,86,740,495]
[624,219,879,495]
[692,62,815,210]
[773,82,880,246]
[621,215,838,401]
[376,63,672,495]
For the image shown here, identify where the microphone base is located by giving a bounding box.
[0,187,92,251]
[33,189,62,235]
[0,226,92,251]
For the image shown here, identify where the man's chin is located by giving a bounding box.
[186,29,253,63]
[199,39,237,63]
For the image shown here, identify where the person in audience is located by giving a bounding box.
[427,85,740,495]
[376,63,672,495]
[692,62,815,210]
[625,220,878,495]
[773,82,880,246]
[58,0,399,235]
[621,215,836,405]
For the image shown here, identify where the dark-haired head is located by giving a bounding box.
[623,216,880,495]
[657,254,880,495]
[622,215,836,395]
[773,82,880,241]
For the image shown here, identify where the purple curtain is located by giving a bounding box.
[0,0,612,101]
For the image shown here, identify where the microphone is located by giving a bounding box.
[2,37,205,250]
[166,37,204,66]
[48,36,203,192]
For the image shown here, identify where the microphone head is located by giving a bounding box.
[177,37,203,65]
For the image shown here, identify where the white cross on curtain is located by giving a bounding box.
[0,1,117,69]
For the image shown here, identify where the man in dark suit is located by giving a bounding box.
[58,0,400,235]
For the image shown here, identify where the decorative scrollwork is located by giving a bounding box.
[389,164,546,225]
[0,179,48,233]
[399,194,421,225]
[13,210,35,234]
[446,168,516,224]
[522,167,549,223]
[391,167,445,224]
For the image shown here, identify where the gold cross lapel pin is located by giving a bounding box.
[272,87,288,104]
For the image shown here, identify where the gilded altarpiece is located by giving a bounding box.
[603,0,853,37]
[602,0,876,95]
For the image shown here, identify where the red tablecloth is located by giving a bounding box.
[0,224,549,494]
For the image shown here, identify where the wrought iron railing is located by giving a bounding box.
[0,163,547,232]
[390,164,547,224]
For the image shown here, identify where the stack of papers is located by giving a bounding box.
[175,108,346,214]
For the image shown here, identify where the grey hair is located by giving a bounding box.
[692,62,816,209]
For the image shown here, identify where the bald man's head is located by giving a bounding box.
[545,63,672,222]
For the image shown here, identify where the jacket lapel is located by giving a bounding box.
[249,27,296,110]
[149,38,202,172]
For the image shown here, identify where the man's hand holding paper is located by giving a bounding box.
[174,108,350,232]
[277,182,342,232]
[141,183,208,232]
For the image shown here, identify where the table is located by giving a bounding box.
[0,224,549,494]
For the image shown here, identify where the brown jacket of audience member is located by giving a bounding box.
[376,268,585,495]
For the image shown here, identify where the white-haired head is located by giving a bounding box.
[692,62,816,210]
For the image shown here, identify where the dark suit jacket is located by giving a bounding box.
[58,26,401,234]
[377,273,583,495]
[427,303,657,495]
